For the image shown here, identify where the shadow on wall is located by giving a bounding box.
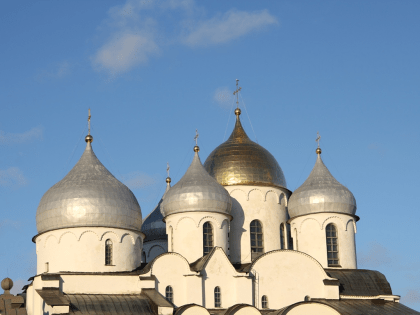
[230,197,245,264]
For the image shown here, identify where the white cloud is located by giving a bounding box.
[0,167,27,188]
[183,9,278,47]
[214,86,235,108]
[93,31,158,75]
[402,289,420,305]
[121,171,159,190]
[35,61,71,81]
[0,127,43,145]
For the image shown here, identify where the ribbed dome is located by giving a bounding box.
[36,142,142,234]
[288,151,356,218]
[161,149,232,218]
[204,110,286,189]
[141,180,170,242]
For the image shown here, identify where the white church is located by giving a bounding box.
[1,88,419,315]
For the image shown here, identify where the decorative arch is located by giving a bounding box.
[99,231,120,242]
[197,216,221,229]
[321,216,346,231]
[149,252,192,275]
[279,192,286,206]
[264,190,280,203]
[346,219,357,233]
[120,233,135,244]
[58,231,77,244]
[44,234,58,247]
[175,216,197,230]
[247,188,264,201]
[298,217,322,233]
[221,219,229,230]
[78,230,100,242]
[147,244,165,257]
[229,188,247,199]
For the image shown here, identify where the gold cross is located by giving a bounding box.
[88,108,91,135]
[167,162,170,177]
[233,79,242,109]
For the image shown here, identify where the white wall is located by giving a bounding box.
[166,212,230,263]
[226,185,290,264]
[290,213,357,269]
[35,227,144,273]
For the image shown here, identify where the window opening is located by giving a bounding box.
[250,220,264,260]
[165,286,173,303]
[280,223,285,249]
[326,224,339,266]
[287,224,293,250]
[203,222,214,255]
[214,286,221,308]
[262,295,268,309]
[105,239,113,265]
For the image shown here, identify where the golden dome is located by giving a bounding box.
[204,110,287,188]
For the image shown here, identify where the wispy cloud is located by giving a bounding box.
[214,86,235,109]
[35,61,71,81]
[358,241,393,268]
[0,167,27,188]
[0,219,23,230]
[183,9,278,47]
[402,289,420,305]
[121,171,159,190]
[0,127,43,145]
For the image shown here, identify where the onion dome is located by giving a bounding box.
[141,177,171,242]
[204,108,287,189]
[36,135,142,234]
[161,146,232,218]
[288,147,356,218]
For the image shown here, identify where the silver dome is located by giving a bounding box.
[141,181,170,242]
[36,142,142,234]
[161,150,232,218]
[288,152,356,218]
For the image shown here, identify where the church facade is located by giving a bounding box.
[4,99,419,315]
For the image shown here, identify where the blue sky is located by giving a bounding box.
[0,0,419,309]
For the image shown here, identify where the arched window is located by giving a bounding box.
[250,220,264,260]
[105,239,113,265]
[326,224,339,266]
[142,251,146,263]
[214,286,221,308]
[262,295,268,309]
[280,223,285,249]
[165,286,173,303]
[203,222,214,255]
[287,223,293,250]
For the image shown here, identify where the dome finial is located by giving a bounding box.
[233,79,242,118]
[316,131,321,155]
[194,129,200,152]
[166,162,171,185]
[85,108,93,143]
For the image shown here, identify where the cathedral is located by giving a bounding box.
[1,90,419,315]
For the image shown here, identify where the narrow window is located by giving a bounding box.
[105,239,113,265]
[142,251,146,264]
[287,224,293,250]
[250,220,264,260]
[326,224,339,266]
[203,222,214,255]
[165,286,173,303]
[280,223,285,249]
[214,287,221,308]
[262,295,268,309]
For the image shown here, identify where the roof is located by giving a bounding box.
[288,152,356,218]
[67,294,155,315]
[325,269,392,296]
[204,109,287,189]
[272,299,420,315]
[36,142,142,234]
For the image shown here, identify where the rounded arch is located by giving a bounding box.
[44,234,58,247]
[149,252,192,275]
[198,216,221,229]
[321,216,345,231]
[120,233,135,244]
[147,244,165,257]
[346,219,357,233]
[175,216,197,230]
[224,304,261,315]
[265,189,280,203]
[99,231,120,242]
[299,217,322,233]
[78,230,100,242]
[278,301,340,315]
[174,304,209,315]
[279,192,286,206]
[229,188,247,199]
[58,231,77,244]
[221,219,229,230]
[248,188,264,201]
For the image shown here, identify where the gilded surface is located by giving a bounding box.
[204,114,287,188]
[36,142,142,234]
[161,151,232,217]
[288,153,357,218]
